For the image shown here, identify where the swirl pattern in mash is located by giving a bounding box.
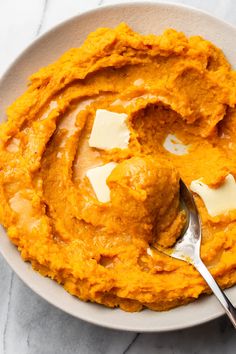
[1,24,236,311]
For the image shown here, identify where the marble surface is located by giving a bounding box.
[0,0,236,353]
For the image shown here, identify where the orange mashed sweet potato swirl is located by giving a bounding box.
[0,23,236,312]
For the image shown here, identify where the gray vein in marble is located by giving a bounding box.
[3,272,14,354]
[123,333,140,354]
[98,0,104,6]
[36,0,49,36]
[26,331,30,350]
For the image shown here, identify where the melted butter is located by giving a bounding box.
[59,98,94,137]
[6,138,20,153]
[133,79,144,86]
[111,93,157,108]
[163,134,189,155]
[9,190,40,231]
[190,174,236,217]
[86,162,117,203]
[73,136,101,180]
[89,109,130,150]
[147,247,153,257]
[40,100,58,120]
[56,151,62,159]
[56,98,102,178]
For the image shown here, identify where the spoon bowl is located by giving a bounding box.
[158,179,236,329]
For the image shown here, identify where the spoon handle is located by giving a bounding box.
[194,258,236,329]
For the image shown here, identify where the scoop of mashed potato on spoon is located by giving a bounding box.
[108,156,185,247]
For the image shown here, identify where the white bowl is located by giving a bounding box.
[0,1,236,332]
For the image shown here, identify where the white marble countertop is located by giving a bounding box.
[0,1,236,353]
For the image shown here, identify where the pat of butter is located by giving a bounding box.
[163,134,189,156]
[86,162,117,203]
[190,174,236,217]
[89,109,130,150]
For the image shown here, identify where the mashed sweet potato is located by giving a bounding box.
[0,23,236,312]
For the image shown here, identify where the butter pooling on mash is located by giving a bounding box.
[1,23,236,312]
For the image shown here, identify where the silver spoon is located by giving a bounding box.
[158,179,236,329]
